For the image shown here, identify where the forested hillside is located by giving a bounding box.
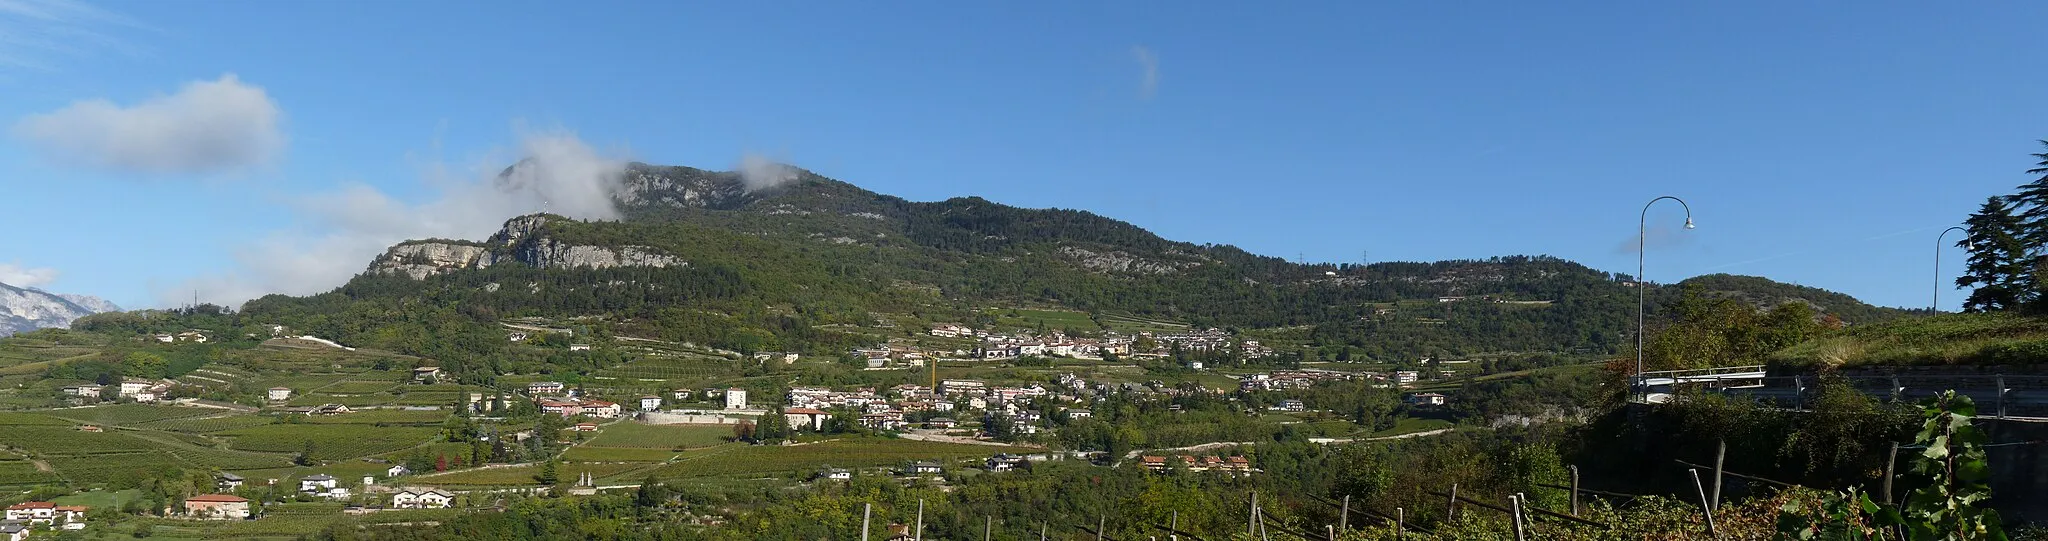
[220,162,1909,374]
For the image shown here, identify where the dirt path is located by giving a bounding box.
[1120,428,1457,461]
[30,459,52,472]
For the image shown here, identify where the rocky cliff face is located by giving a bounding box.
[370,214,685,280]
[1,282,117,337]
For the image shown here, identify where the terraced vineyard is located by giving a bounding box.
[417,461,653,487]
[595,357,737,380]
[0,455,60,487]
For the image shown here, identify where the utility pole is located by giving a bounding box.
[861,503,871,541]
[915,499,924,541]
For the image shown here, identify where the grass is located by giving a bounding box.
[0,426,165,455]
[648,437,1031,479]
[0,459,61,486]
[219,424,438,460]
[51,488,144,510]
[1770,312,2048,368]
[583,422,731,450]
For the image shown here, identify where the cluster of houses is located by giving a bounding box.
[1236,369,1423,392]
[923,325,1276,364]
[3,502,88,536]
[59,379,178,403]
[1138,455,1255,476]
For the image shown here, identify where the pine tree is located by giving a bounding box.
[1958,196,2031,312]
[2011,140,2048,242]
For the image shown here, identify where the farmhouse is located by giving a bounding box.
[529,381,566,395]
[412,366,442,382]
[3,502,52,523]
[391,488,454,509]
[582,400,622,418]
[386,465,411,478]
[985,454,1028,472]
[183,494,251,519]
[311,404,352,416]
[904,461,943,475]
[217,473,244,491]
[62,385,100,398]
[300,474,338,493]
[1406,392,1447,406]
[267,387,292,401]
[639,396,662,411]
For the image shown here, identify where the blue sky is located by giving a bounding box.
[1,1,2044,310]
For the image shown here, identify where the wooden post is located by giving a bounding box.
[1712,439,1726,511]
[1508,495,1527,541]
[1569,465,1581,516]
[915,499,924,541]
[1171,510,1178,531]
[1326,525,1336,541]
[1339,494,1350,532]
[1882,442,1899,505]
[1689,468,1719,539]
[1396,507,1405,540]
[862,503,872,541]
[985,515,993,541]
[1447,483,1459,521]
[1040,521,1047,541]
[1098,514,1106,541]
[1249,492,1258,535]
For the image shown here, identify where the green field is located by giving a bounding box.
[0,411,70,425]
[1771,312,2048,368]
[583,422,731,450]
[561,446,682,462]
[219,424,438,460]
[649,438,1030,479]
[300,409,451,425]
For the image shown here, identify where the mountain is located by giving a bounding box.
[233,161,1910,370]
[0,282,117,337]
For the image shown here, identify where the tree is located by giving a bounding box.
[294,441,317,466]
[535,459,560,485]
[732,420,757,442]
[2004,140,2048,244]
[1958,196,2033,312]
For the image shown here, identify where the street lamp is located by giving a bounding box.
[1637,196,1694,383]
[1935,226,1971,312]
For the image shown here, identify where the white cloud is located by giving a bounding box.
[1132,45,1159,100]
[0,0,141,70]
[160,129,630,307]
[12,74,284,174]
[0,262,58,287]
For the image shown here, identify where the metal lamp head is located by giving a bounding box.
[1684,217,1695,230]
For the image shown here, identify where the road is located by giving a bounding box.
[1120,428,1457,461]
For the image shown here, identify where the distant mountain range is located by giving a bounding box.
[226,161,1910,365]
[0,282,120,337]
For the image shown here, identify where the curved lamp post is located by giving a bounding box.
[1637,196,1694,383]
[1935,226,1970,312]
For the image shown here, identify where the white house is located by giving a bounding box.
[217,473,245,491]
[638,396,663,411]
[1278,399,1306,413]
[391,488,454,509]
[529,381,566,395]
[819,468,852,481]
[1,522,24,541]
[267,387,292,401]
[568,344,592,352]
[386,465,411,478]
[117,380,153,398]
[299,474,338,493]
[62,385,100,398]
[784,408,829,431]
[581,400,622,418]
[725,388,748,410]
[1393,371,1420,385]
[183,494,250,520]
[1406,392,1448,406]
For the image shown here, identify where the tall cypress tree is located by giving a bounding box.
[2005,140,2048,245]
[1957,196,2030,312]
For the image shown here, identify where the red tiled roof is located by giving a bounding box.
[55,506,87,512]
[785,407,828,415]
[6,501,53,510]
[186,494,248,503]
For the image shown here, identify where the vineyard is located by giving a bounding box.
[0,456,59,487]
[648,437,1031,479]
[219,424,439,460]
[416,461,652,487]
[135,414,279,433]
[583,422,732,450]
[41,404,217,426]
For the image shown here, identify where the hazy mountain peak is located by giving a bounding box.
[0,282,117,337]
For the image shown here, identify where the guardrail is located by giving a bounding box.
[1637,373,2048,420]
